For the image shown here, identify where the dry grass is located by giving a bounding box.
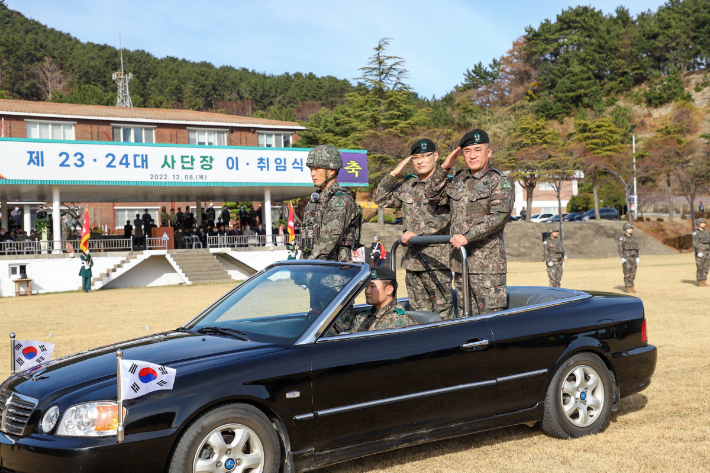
[1,254,708,472]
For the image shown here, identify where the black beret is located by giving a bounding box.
[459,129,490,148]
[370,266,396,281]
[410,139,436,155]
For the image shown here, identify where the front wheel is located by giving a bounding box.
[541,352,614,439]
[169,404,281,473]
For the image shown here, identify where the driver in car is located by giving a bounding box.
[349,267,418,333]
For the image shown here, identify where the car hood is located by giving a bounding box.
[5,331,288,400]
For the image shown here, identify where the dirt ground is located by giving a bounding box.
[1,254,708,472]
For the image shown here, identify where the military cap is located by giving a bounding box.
[306,144,343,170]
[459,129,490,148]
[410,139,436,155]
[697,218,706,225]
[623,223,633,230]
[549,225,560,233]
[370,266,396,281]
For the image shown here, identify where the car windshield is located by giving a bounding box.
[186,264,361,343]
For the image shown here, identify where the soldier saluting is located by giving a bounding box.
[543,225,565,287]
[425,129,514,316]
[618,223,639,293]
[302,145,362,262]
[692,218,709,287]
[374,138,453,319]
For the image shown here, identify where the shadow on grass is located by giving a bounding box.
[319,395,650,473]
[681,279,700,286]
[614,286,632,292]
[611,393,648,422]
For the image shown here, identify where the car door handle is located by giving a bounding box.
[461,339,489,351]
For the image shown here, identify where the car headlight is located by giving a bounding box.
[40,405,60,433]
[56,402,126,437]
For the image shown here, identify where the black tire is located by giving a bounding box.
[541,352,614,439]
[169,404,281,473]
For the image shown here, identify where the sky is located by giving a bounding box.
[6,0,669,98]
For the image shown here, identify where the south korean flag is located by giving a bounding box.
[13,340,55,369]
[120,359,176,401]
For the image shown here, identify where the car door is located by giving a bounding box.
[310,316,496,452]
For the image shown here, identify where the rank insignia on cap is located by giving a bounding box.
[474,133,481,143]
[421,142,427,151]
[371,269,377,278]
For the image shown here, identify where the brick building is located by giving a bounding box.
[0,99,304,230]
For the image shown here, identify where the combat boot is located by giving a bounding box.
[625,286,633,293]
[699,280,708,287]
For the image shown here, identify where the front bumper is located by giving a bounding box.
[608,344,657,398]
[0,428,177,473]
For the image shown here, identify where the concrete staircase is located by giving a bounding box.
[91,251,143,289]
[505,220,677,262]
[167,249,234,284]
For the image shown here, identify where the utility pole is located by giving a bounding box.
[113,34,133,108]
[631,124,638,220]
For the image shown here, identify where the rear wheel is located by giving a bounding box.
[542,353,614,439]
[169,404,281,473]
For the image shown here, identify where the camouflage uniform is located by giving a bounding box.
[618,227,639,288]
[351,299,417,332]
[692,219,709,283]
[302,145,362,262]
[425,164,514,316]
[543,229,565,288]
[302,145,362,325]
[374,172,453,319]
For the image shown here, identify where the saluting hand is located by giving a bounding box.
[390,155,414,177]
[442,147,461,170]
[450,234,468,249]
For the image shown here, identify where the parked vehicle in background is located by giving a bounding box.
[579,208,621,221]
[530,213,554,223]
[545,214,568,223]
[564,212,583,221]
[509,215,521,222]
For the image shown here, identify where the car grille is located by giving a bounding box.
[0,390,38,436]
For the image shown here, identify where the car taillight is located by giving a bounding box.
[641,319,647,342]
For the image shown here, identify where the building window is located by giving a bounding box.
[112,126,154,143]
[115,207,159,229]
[538,182,555,191]
[9,263,30,279]
[257,133,292,148]
[188,129,226,146]
[26,121,74,140]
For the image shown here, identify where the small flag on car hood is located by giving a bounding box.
[14,340,54,369]
[120,359,176,400]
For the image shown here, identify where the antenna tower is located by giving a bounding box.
[112,34,133,107]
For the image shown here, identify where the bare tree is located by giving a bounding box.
[36,57,68,101]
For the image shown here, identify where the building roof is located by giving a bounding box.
[0,99,305,130]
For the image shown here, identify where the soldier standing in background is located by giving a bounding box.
[374,138,453,319]
[543,225,565,287]
[425,129,514,316]
[79,252,93,293]
[692,218,709,287]
[618,223,639,293]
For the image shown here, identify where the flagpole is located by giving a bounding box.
[116,349,124,443]
[10,332,15,375]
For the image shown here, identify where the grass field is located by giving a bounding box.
[1,254,708,472]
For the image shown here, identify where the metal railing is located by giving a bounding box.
[205,234,302,249]
[0,238,133,255]
[146,237,168,250]
[390,235,470,318]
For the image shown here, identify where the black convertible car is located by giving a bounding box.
[0,237,656,473]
